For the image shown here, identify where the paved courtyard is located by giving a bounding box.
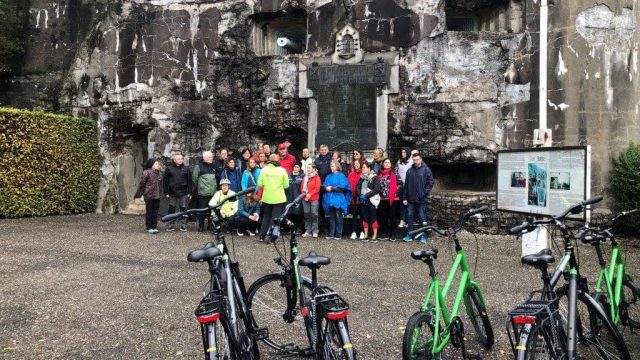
[1,214,640,359]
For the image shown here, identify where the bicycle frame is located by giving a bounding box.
[419,244,487,355]
[593,242,628,325]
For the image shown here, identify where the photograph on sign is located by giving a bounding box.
[496,146,590,216]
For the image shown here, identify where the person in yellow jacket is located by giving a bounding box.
[209,179,238,218]
[257,153,290,243]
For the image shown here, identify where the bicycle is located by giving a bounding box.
[162,187,265,360]
[506,195,630,360]
[402,206,494,360]
[247,193,357,359]
[575,209,640,329]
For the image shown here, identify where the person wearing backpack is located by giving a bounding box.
[377,158,398,241]
[192,151,218,232]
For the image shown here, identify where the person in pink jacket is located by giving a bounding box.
[377,158,398,241]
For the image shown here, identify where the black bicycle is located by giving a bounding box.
[506,195,630,360]
[163,187,265,360]
[247,193,356,359]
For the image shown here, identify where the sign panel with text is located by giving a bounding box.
[496,146,591,216]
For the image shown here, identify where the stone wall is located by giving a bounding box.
[0,0,533,217]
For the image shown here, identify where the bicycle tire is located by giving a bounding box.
[621,278,640,329]
[556,287,630,360]
[231,294,260,360]
[516,322,559,360]
[317,318,356,360]
[402,311,441,360]
[466,287,495,348]
[204,321,233,360]
[247,273,314,354]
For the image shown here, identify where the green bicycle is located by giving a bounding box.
[402,206,494,360]
[576,208,640,328]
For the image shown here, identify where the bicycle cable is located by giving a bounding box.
[472,231,480,278]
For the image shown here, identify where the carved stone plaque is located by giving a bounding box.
[307,60,387,151]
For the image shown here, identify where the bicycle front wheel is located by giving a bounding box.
[402,311,440,360]
[466,287,495,348]
[317,318,356,360]
[557,287,630,360]
[247,273,314,354]
[621,278,640,329]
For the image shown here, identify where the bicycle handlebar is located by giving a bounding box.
[273,193,306,226]
[508,195,604,235]
[161,187,255,223]
[408,206,489,237]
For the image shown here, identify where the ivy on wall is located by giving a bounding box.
[611,143,640,232]
[0,108,100,217]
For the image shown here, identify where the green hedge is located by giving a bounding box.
[0,108,100,217]
[611,143,640,232]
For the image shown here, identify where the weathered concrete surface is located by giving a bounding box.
[519,1,640,205]
[3,214,640,358]
[3,0,527,214]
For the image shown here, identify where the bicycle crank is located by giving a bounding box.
[450,316,481,360]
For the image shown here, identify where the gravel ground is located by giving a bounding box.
[1,214,640,359]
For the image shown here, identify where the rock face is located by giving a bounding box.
[4,0,635,219]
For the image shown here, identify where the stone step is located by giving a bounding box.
[121,198,146,215]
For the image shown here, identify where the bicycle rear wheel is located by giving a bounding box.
[556,287,630,360]
[317,318,356,360]
[402,311,441,360]
[466,287,495,348]
[203,321,233,360]
[516,323,561,360]
[247,273,314,354]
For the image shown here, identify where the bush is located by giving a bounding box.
[0,108,100,217]
[611,143,640,232]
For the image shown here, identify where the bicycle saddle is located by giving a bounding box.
[521,248,555,269]
[188,246,222,263]
[411,249,438,262]
[299,251,331,269]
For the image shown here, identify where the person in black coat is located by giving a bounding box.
[402,152,434,243]
[163,154,192,231]
[357,162,381,242]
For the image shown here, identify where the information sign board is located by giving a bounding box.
[496,146,591,216]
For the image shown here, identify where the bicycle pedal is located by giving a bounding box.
[301,347,316,356]
[252,327,269,341]
[465,352,481,360]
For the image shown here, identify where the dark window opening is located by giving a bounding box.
[431,163,496,193]
[445,0,524,33]
[250,11,307,56]
[179,113,208,153]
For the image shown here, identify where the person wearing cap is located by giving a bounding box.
[257,153,290,242]
[136,159,163,234]
[209,178,238,218]
[278,142,297,174]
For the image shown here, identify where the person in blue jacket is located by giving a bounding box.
[241,157,261,191]
[402,152,434,244]
[322,161,352,240]
[222,158,240,192]
[232,192,261,236]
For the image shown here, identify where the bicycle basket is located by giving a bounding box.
[314,286,350,320]
[195,289,225,323]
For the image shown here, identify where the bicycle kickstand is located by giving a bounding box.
[450,316,481,360]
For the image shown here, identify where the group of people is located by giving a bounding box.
[137,142,434,243]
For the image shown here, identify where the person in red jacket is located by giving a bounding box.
[300,163,321,237]
[278,143,297,174]
[377,158,398,241]
[347,159,364,239]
